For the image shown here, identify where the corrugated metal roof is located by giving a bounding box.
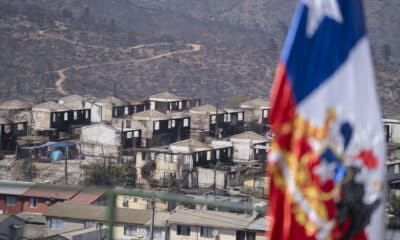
[23,185,79,200]
[168,209,257,230]
[44,203,151,224]
[246,217,268,231]
[0,180,34,196]
[66,191,104,205]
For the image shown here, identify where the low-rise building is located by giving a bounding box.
[148,92,200,114]
[112,99,149,118]
[189,105,245,139]
[167,208,257,240]
[0,99,32,118]
[43,203,151,239]
[229,131,269,163]
[0,181,79,215]
[240,99,270,124]
[58,95,86,110]
[135,139,233,188]
[84,96,128,123]
[80,123,142,161]
[383,118,400,144]
[0,116,28,152]
[132,110,191,147]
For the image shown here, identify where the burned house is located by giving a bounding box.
[112,99,149,118]
[80,123,142,162]
[0,100,32,118]
[32,101,91,134]
[0,117,28,152]
[228,131,269,163]
[131,110,191,147]
[84,96,128,123]
[148,92,201,114]
[240,99,270,134]
[135,139,233,188]
[189,104,245,140]
[58,95,86,110]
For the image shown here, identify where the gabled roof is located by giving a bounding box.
[189,104,217,114]
[131,110,168,121]
[97,96,128,106]
[170,139,211,150]
[0,100,32,110]
[149,92,183,101]
[66,191,104,205]
[58,95,85,109]
[23,185,79,200]
[168,209,257,230]
[32,101,70,112]
[0,180,34,196]
[44,203,151,224]
[230,131,267,141]
[240,99,270,109]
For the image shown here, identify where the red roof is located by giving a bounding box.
[66,191,104,205]
[23,185,79,200]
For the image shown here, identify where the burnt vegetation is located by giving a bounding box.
[0,0,399,116]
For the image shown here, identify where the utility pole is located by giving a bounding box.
[215,104,219,139]
[149,200,155,240]
[65,146,69,185]
[213,163,217,196]
[113,81,117,97]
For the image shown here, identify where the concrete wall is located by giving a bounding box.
[231,139,253,161]
[154,153,192,181]
[197,167,226,189]
[189,112,211,132]
[80,142,119,163]
[32,111,51,129]
[169,224,237,240]
[81,125,120,146]
[84,102,102,123]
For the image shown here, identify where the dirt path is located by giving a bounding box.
[54,43,202,95]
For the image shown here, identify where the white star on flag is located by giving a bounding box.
[303,0,343,37]
[313,161,337,184]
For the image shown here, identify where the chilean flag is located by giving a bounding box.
[268,0,386,239]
